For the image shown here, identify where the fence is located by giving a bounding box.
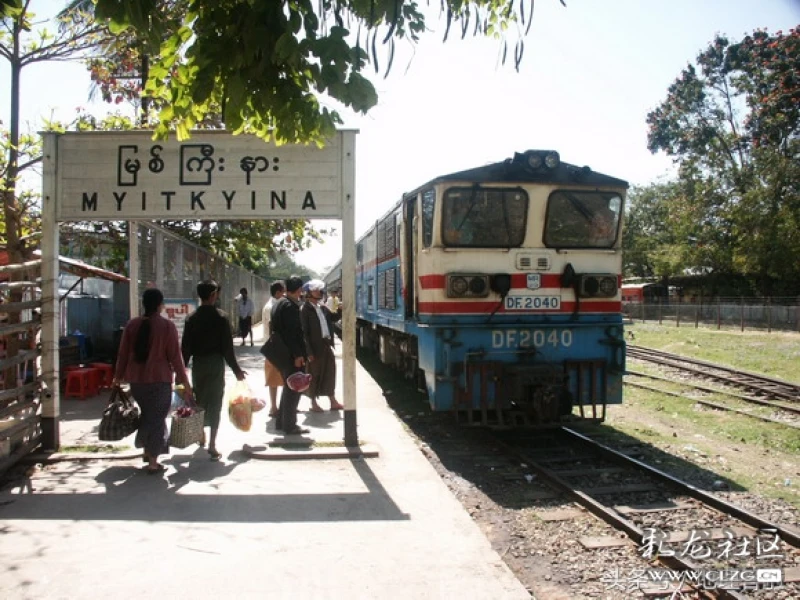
[137,223,272,333]
[623,297,800,333]
[0,260,43,474]
[0,225,273,474]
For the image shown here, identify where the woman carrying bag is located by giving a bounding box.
[113,288,193,474]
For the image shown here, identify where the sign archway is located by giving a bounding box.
[40,130,358,448]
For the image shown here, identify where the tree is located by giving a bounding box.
[646,28,800,293]
[0,1,21,19]
[1,3,110,264]
[1,2,111,389]
[623,182,678,279]
[91,0,562,144]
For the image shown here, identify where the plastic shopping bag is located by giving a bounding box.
[170,385,187,411]
[250,397,267,413]
[227,380,254,432]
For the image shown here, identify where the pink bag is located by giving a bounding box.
[286,372,312,393]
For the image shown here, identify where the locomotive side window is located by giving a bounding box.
[442,187,528,248]
[421,189,435,248]
[544,191,622,249]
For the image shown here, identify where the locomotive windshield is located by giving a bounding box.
[442,187,528,247]
[543,190,622,249]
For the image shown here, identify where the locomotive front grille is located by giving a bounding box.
[454,359,608,426]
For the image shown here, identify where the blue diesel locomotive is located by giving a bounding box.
[325,150,628,425]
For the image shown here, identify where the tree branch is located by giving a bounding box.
[16,155,42,172]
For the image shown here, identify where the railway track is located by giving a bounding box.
[493,427,800,598]
[626,345,800,403]
[624,370,800,429]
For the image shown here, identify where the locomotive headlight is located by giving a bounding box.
[599,277,617,296]
[577,274,618,298]
[517,150,560,173]
[469,277,487,295]
[526,154,543,170]
[447,274,490,298]
[450,276,468,296]
[544,151,560,169]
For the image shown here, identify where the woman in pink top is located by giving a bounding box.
[114,288,192,474]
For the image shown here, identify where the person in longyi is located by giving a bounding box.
[270,275,309,435]
[262,280,286,418]
[113,288,193,474]
[300,279,343,413]
[182,280,246,460]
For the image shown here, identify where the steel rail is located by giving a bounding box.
[626,369,800,416]
[491,433,748,600]
[627,346,800,402]
[561,427,800,548]
[625,380,800,429]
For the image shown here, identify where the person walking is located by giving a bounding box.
[113,288,193,474]
[236,287,255,347]
[300,280,344,413]
[324,289,341,314]
[182,280,246,460]
[270,275,308,435]
[262,280,285,418]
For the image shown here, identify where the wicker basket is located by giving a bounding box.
[169,410,205,449]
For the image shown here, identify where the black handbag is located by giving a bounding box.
[98,385,141,441]
[259,332,292,374]
[260,299,293,373]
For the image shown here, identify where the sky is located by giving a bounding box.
[2,0,799,275]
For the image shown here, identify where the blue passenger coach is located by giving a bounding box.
[325,150,628,425]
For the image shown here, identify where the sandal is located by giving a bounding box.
[308,405,324,413]
[329,401,344,411]
[146,464,166,475]
[268,408,279,418]
[208,448,222,461]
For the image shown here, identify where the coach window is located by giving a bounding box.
[544,191,622,249]
[442,187,527,247]
[421,189,435,248]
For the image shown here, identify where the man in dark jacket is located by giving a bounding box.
[270,275,308,435]
[182,280,246,459]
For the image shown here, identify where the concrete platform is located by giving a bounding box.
[0,330,529,599]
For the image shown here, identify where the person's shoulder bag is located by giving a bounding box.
[259,299,292,373]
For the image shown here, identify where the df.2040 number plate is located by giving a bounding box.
[503,295,561,310]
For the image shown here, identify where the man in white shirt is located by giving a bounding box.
[236,287,255,347]
[324,289,342,340]
[324,289,341,314]
[262,281,285,417]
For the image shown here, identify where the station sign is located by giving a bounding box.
[54,130,351,221]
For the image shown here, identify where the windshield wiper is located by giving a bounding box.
[455,186,480,231]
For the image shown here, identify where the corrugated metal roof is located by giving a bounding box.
[1,250,130,283]
[57,255,129,283]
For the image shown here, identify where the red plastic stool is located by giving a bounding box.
[84,367,102,396]
[63,364,84,373]
[65,368,95,400]
[88,363,114,389]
